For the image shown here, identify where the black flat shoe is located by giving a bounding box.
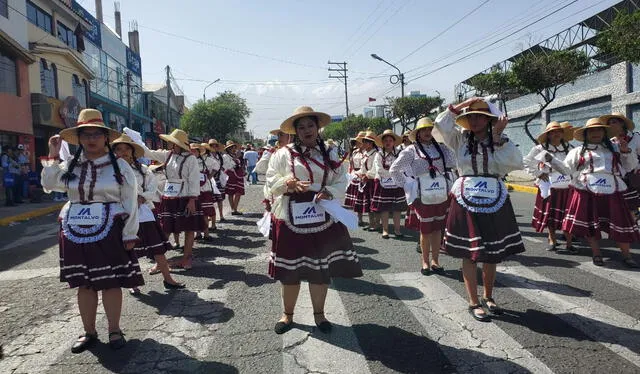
[274,313,294,335]
[108,331,126,350]
[622,257,639,268]
[430,264,445,274]
[71,332,98,353]
[358,221,367,227]
[566,245,578,254]
[394,233,404,238]
[314,312,332,333]
[468,304,491,322]
[382,234,390,239]
[545,244,557,251]
[480,297,503,315]
[219,217,226,222]
[163,280,186,289]
[593,255,604,266]
[420,268,430,276]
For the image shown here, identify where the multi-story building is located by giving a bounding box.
[0,0,36,166]
[141,83,184,148]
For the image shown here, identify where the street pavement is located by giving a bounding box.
[0,183,639,374]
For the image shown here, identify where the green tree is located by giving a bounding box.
[387,96,443,133]
[468,65,518,116]
[321,115,391,149]
[597,9,640,64]
[512,49,590,144]
[180,91,251,141]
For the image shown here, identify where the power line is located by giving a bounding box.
[339,0,386,57]
[342,0,397,58]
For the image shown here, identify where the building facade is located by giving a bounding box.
[141,83,183,148]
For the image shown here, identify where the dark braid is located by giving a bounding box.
[61,145,83,185]
[106,142,124,185]
[465,131,476,156]
[577,136,589,171]
[560,139,571,154]
[486,122,495,154]
[316,136,338,171]
[431,139,449,178]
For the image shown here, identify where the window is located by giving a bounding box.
[72,74,87,107]
[0,0,8,18]
[39,59,58,98]
[0,50,17,95]
[26,1,52,34]
[57,22,77,50]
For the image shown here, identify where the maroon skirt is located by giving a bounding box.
[561,188,640,242]
[59,216,144,290]
[352,179,374,214]
[442,196,525,264]
[623,189,640,211]
[370,179,408,212]
[531,188,571,232]
[344,179,360,208]
[405,199,450,234]
[225,170,245,195]
[134,220,173,260]
[200,191,216,217]
[158,197,206,233]
[269,219,363,285]
[214,176,226,201]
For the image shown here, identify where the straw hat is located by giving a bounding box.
[455,101,498,130]
[208,138,221,150]
[573,118,611,142]
[599,112,634,132]
[559,122,574,141]
[200,142,214,152]
[402,130,412,138]
[409,117,435,142]
[190,143,205,155]
[159,129,190,151]
[280,106,332,134]
[350,130,366,143]
[379,129,401,146]
[110,134,144,158]
[269,128,284,136]
[224,140,238,150]
[536,121,573,144]
[59,108,120,145]
[361,131,382,147]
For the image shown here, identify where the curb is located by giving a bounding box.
[506,183,537,195]
[0,203,65,226]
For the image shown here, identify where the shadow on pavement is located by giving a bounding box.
[132,289,234,324]
[332,277,423,301]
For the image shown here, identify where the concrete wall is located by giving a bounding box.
[0,59,32,135]
[0,0,28,48]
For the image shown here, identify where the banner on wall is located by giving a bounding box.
[71,1,102,48]
[126,47,142,77]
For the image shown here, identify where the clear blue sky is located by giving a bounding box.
[77,0,619,139]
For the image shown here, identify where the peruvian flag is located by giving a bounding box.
[368,97,376,102]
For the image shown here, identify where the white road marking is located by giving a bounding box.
[0,226,59,253]
[522,236,543,243]
[576,261,640,293]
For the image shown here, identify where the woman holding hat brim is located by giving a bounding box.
[111,135,185,292]
[344,132,365,224]
[553,118,640,268]
[602,113,640,214]
[266,106,362,335]
[223,141,246,215]
[40,109,143,352]
[390,118,456,274]
[371,130,409,239]
[143,129,206,270]
[434,98,525,322]
[523,122,575,252]
[354,131,381,231]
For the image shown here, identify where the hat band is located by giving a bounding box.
[463,107,490,114]
[77,118,105,125]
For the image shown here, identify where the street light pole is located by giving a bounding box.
[371,54,405,98]
[202,78,221,101]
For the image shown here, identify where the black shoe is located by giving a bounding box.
[71,332,98,353]
[566,245,578,254]
[382,234,390,239]
[108,331,126,350]
[420,268,430,276]
[593,255,604,266]
[164,280,186,289]
[314,312,332,333]
[394,233,404,238]
[468,304,491,322]
[430,264,445,274]
[622,257,639,268]
[416,243,422,253]
[545,244,557,251]
[274,313,293,334]
[480,297,503,315]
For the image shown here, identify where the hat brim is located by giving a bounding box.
[380,133,401,146]
[159,134,191,151]
[111,139,145,158]
[280,111,332,135]
[600,114,634,131]
[224,143,237,150]
[536,127,573,144]
[409,125,434,142]
[573,125,610,142]
[59,124,121,146]
[362,135,382,148]
[455,111,498,130]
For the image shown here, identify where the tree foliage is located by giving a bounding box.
[386,96,443,132]
[597,9,640,64]
[321,115,391,148]
[180,91,251,141]
[511,49,590,143]
[468,65,518,115]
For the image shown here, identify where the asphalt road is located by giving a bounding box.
[0,183,639,374]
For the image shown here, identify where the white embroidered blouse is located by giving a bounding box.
[144,149,200,198]
[40,154,139,242]
[523,144,573,184]
[389,143,456,187]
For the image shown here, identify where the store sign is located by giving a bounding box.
[126,47,142,77]
[59,96,82,128]
[70,1,102,47]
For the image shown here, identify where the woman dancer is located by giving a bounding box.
[435,98,525,322]
[191,143,216,241]
[344,131,365,225]
[558,118,639,268]
[390,118,455,275]
[144,129,205,270]
[111,134,185,292]
[41,109,143,352]
[223,141,245,216]
[208,139,231,224]
[267,106,362,334]
[371,129,408,239]
[523,122,575,252]
[354,131,381,231]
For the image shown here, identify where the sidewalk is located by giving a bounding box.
[505,169,537,194]
[0,199,65,226]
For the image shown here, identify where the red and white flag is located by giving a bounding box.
[368,97,376,102]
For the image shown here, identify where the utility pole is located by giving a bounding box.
[328,61,349,117]
[126,71,132,129]
[165,65,171,134]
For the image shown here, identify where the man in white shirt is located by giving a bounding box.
[243,145,260,184]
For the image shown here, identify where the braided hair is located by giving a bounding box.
[416,139,448,179]
[577,128,620,170]
[292,116,339,171]
[542,134,571,155]
[61,128,123,186]
[465,122,495,156]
